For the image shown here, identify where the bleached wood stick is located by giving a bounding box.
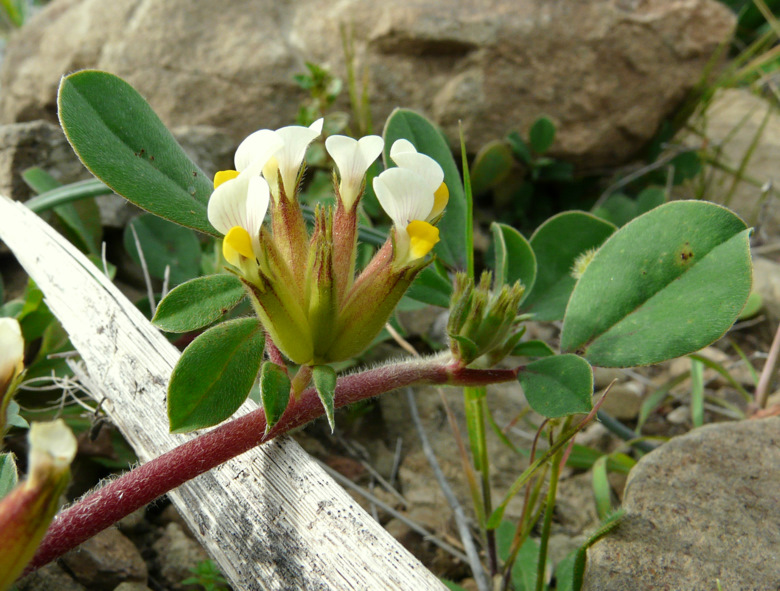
[0,196,446,590]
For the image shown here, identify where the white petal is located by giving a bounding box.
[245,176,270,254]
[207,175,252,236]
[28,419,77,473]
[390,150,444,194]
[373,168,434,228]
[274,119,323,196]
[234,129,283,175]
[326,135,384,208]
[0,317,23,384]
[390,139,417,160]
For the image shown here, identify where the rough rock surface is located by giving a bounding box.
[582,418,780,590]
[60,527,148,590]
[16,562,87,591]
[151,522,209,590]
[1,0,734,168]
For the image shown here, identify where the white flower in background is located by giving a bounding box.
[325,134,384,209]
[389,139,449,221]
[208,130,283,267]
[0,317,23,392]
[373,141,449,265]
[250,119,323,200]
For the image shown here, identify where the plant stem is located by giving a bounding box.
[535,418,571,591]
[27,357,519,573]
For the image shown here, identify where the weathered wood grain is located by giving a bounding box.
[0,196,446,590]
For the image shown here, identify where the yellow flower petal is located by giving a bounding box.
[407,220,440,260]
[431,182,449,220]
[223,226,254,266]
[214,169,240,189]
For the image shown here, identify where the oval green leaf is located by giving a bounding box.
[168,318,264,433]
[470,140,514,195]
[153,274,246,333]
[522,212,616,321]
[529,116,556,155]
[491,222,536,300]
[518,354,593,418]
[124,214,202,285]
[260,362,291,433]
[58,70,217,235]
[561,201,752,367]
[0,453,19,500]
[383,108,466,269]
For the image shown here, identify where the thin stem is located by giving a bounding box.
[27,357,519,573]
[535,418,571,591]
[755,319,780,409]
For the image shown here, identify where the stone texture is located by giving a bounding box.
[152,522,209,590]
[0,0,735,169]
[16,562,87,591]
[61,527,148,590]
[582,418,780,590]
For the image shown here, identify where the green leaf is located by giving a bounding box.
[592,455,612,521]
[470,140,514,195]
[405,265,452,308]
[168,318,264,433]
[124,214,202,285]
[312,365,337,432]
[23,167,103,255]
[382,108,466,268]
[260,362,291,433]
[496,521,542,591]
[0,453,18,500]
[511,339,555,359]
[522,212,616,321]
[153,274,246,333]
[507,131,532,165]
[57,70,216,235]
[491,222,536,299]
[441,581,468,591]
[5,400,28,429]
[518,354,593,418]
[25,178,113,214]
[529,116,556,154]
[561,201,752,367]
[554,549,577,591]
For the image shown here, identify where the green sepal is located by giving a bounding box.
[168,318,264,433]
[312,365,337,433]
[260,362,291,434]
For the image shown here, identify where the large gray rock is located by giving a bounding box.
[582,418,780,590]
[0,0,734,168]
[61,527,148,590]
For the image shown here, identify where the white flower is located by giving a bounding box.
[325,134,384,209]
[389,139,448,220]
[0,317,23,390]
[261,119,323,200]
[208,129,285,267]
[373,166,446,265]
[28,419,77,477]
[208,174,271,268]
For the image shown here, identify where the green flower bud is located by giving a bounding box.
[448,272,525,365]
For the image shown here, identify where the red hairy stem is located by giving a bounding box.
[27,357,519,573]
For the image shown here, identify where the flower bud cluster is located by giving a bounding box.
[207,121,449,365]
[448,272,526,366]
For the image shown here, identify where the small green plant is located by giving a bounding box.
[1,69,753,591]
[181,559,230,591]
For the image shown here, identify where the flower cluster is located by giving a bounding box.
[207,121,449,365]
